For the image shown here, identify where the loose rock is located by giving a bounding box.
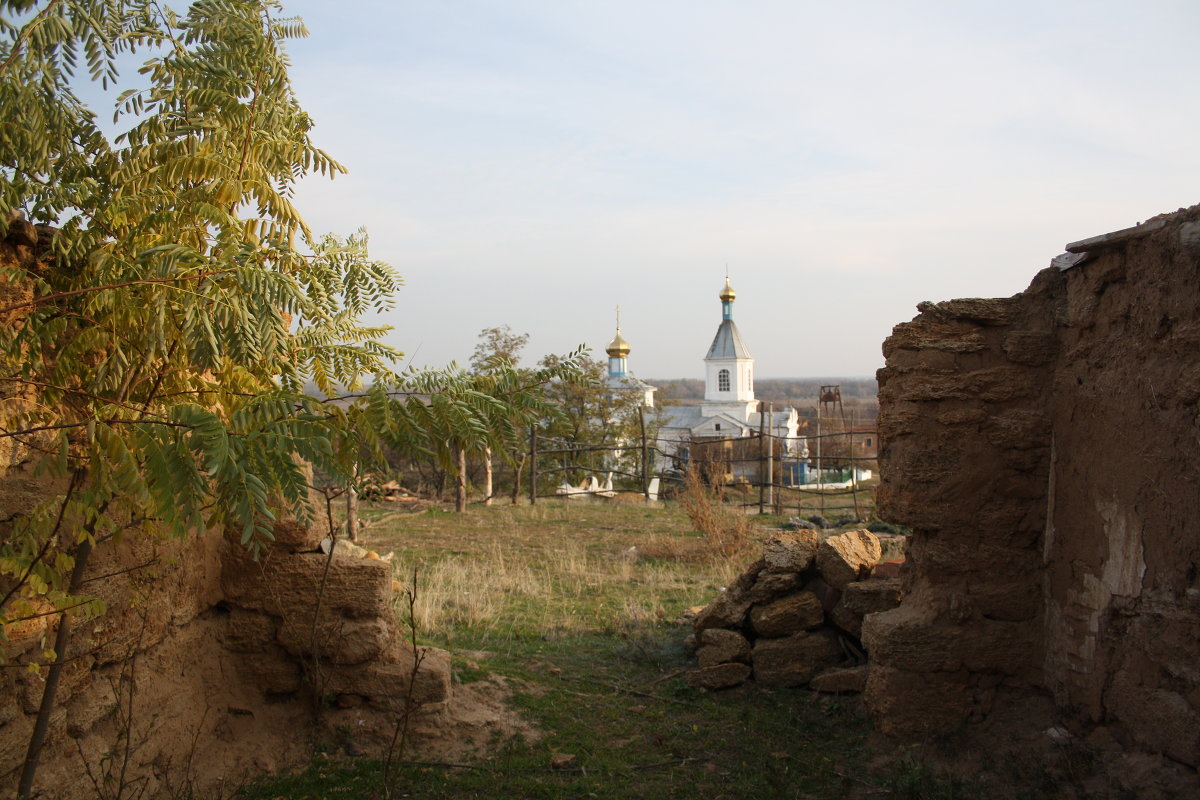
[749,592,824,638]
[816,530,883,589]
[687,662,752,690]
[696,628,751,667]
[693,591,752,633]
[763,531,819,573]
[550,752,577,769]
[829,578,903,638]
[810,665,869,694]
[752,629,843,687]
[746,571,804,604]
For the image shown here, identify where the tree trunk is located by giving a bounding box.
[528,426,537,506]
[347,484,359,542]
[455,447,467,513]
[18,537,94,800]
[511,453,525,505]
[483,447,493,506]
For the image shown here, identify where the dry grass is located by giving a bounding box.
[359,498,763,642]
[389,537,731,637]
[676,466,755,562]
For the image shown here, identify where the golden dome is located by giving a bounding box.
[606,328,631,357]
[720,276,736,302]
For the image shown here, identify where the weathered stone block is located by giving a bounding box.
[876,401,923,440]
[861,605,1035,675]
[810,665,869,694]
[872,560,905,580]
[803,575,842,614]
[1002,330,1056,365]
[1,599,54,661]
[5,214,38,248]
[816,530,882,590]
[746,570,804,603]
[687,662,751,690]
[236,649,304,695]
[324,643,451,713]
[762,531,818,573]
[1108,676,1200,767]
[968,366,1039,402]
[724,559,766,603]
[696,628,751,667]
[223,608,279,653]
[983,409,1051,451]
[830,578,902,639]
[934,407,988,426]
[263,460,325,553]
[882,321,987,358]
[693,591,751,633]
[749,591,824,638]
[17,656,93,714]
[270,518,324,554]
[864,665,972,736]
[752,629,842,687]
[890,372,974,402]
[917,297,1020,326]
[222,550,392,621]
[277,615,390,665]
[0,706,35,778]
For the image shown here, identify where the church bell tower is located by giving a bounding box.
[701,276,756,422]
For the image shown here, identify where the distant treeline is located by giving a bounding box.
[650,377,879,422]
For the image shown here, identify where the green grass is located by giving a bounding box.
[237,499,964,800]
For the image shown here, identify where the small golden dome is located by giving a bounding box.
[606,328,631,357]
[720,276,736,302]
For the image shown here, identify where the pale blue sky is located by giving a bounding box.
[276,0,1199,378]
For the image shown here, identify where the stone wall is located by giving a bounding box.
[0,221,452,798]
[864,205,1200,767]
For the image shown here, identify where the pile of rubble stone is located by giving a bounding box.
[685,528,902,692]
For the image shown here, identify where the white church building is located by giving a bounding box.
[605,277,807,481]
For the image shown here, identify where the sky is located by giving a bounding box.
[273,0,1199,378]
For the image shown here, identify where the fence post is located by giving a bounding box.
[758,402,766,514]
[529,425,538,505]
[849,424,862,519]
[816,411,824,519]
[766,403,774,513]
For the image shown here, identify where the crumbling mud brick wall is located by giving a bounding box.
[0,220,451,799]
[864,205,1200,766]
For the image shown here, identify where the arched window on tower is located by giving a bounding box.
[718,368,730,392]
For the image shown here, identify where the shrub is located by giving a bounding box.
[679,466,754,561]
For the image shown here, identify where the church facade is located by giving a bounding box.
[605,278,807,483]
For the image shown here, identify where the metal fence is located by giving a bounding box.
[527,410,878,518]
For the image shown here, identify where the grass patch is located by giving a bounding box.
[238,499,965,800]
